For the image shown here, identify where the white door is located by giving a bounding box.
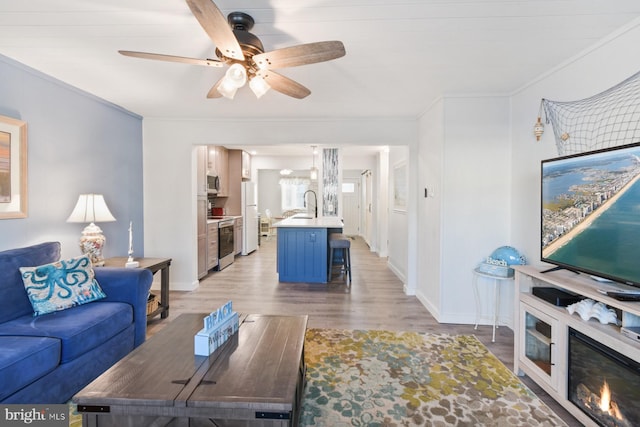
[342,178,360,236]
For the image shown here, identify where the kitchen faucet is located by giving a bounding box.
[303,190,318,218]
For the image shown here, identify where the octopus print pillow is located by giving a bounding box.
[20,255,106,316]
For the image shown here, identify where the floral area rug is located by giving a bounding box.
[69,329,567,427]
[300,329,567,426]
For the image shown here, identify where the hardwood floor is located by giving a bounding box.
[147,235,581,426]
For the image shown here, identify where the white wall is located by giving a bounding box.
[0,54,144,259]
[416,99,445,318]
[510,20,640,275]
[387,147,409,283]
[411,19,640,328]
[375,150,389,257]
[441,96,512,324]
[416,96,512,325]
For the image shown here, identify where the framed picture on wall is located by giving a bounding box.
[393,161,407,211]
[0,115,28,219]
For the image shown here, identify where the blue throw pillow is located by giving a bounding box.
[20,255,106,316]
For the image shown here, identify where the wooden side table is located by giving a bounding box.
[102,257,172,320]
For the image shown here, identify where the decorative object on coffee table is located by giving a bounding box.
[66,194,116,266]
[194,301,238,356]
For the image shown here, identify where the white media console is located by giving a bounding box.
[513,265,640,427]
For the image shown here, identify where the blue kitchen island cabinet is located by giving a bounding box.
[274,215,344,283]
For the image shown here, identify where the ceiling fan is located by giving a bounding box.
[119,0,346,100]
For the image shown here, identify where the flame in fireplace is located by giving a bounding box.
[599,379,624,420]
[599,380,612,412]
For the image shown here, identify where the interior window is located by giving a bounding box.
[342,182,355,193]
[280,178,310,211]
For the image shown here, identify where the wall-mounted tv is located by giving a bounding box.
[541,142,640,288]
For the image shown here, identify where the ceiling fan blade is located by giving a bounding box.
[207,77,225,98]
[253,41,345,70]
[258,70,311,99]
[185,0,244,61]
[119,50,223,67]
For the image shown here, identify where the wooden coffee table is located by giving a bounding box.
[73,313,308,427]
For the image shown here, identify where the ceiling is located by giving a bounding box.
[1,1,640,155]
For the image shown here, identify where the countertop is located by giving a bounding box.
[273,214,343,229]
[207,215,241,224]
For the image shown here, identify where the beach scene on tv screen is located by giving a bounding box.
[542,144,640,284]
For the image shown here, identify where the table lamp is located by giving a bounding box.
[67,194,116,266]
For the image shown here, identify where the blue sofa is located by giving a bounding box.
[0,242,153,404]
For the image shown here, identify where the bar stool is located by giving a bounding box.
[328,233,351,284]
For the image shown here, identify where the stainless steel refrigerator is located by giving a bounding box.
[241,182,259,255]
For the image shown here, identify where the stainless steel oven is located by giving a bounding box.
[218,219,235,270]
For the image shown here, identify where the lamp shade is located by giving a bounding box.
[217,81,238,99]
[67,194,116,223]
[226,63,247,88]
[217,64,248,99]
[249,76,270,98]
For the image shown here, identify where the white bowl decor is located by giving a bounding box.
[566,299,619,325]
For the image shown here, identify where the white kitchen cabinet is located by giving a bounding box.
[208,146,229,197]
[196,146,208,197]
[241,150,251,180]
[197,197,208,278]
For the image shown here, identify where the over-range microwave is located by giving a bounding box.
[207,175,219,194]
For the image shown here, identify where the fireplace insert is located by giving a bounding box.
[568,328,640,426]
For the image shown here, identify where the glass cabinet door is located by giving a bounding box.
[520,302,558,390]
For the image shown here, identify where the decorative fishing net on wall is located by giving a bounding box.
[537,70,640,156]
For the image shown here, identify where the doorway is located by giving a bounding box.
[342,177,360,236]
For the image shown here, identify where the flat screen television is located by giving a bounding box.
[541,141,640,288]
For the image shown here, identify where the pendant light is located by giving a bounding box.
[310,146,318,181]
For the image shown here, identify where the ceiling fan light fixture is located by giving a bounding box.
[119,2,346,101]
[217,63,248,98]
[249,76,271,98]
[226,63,247,88]
[217,80,239,99]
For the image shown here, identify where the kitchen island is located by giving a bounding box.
[273,215,343,283]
